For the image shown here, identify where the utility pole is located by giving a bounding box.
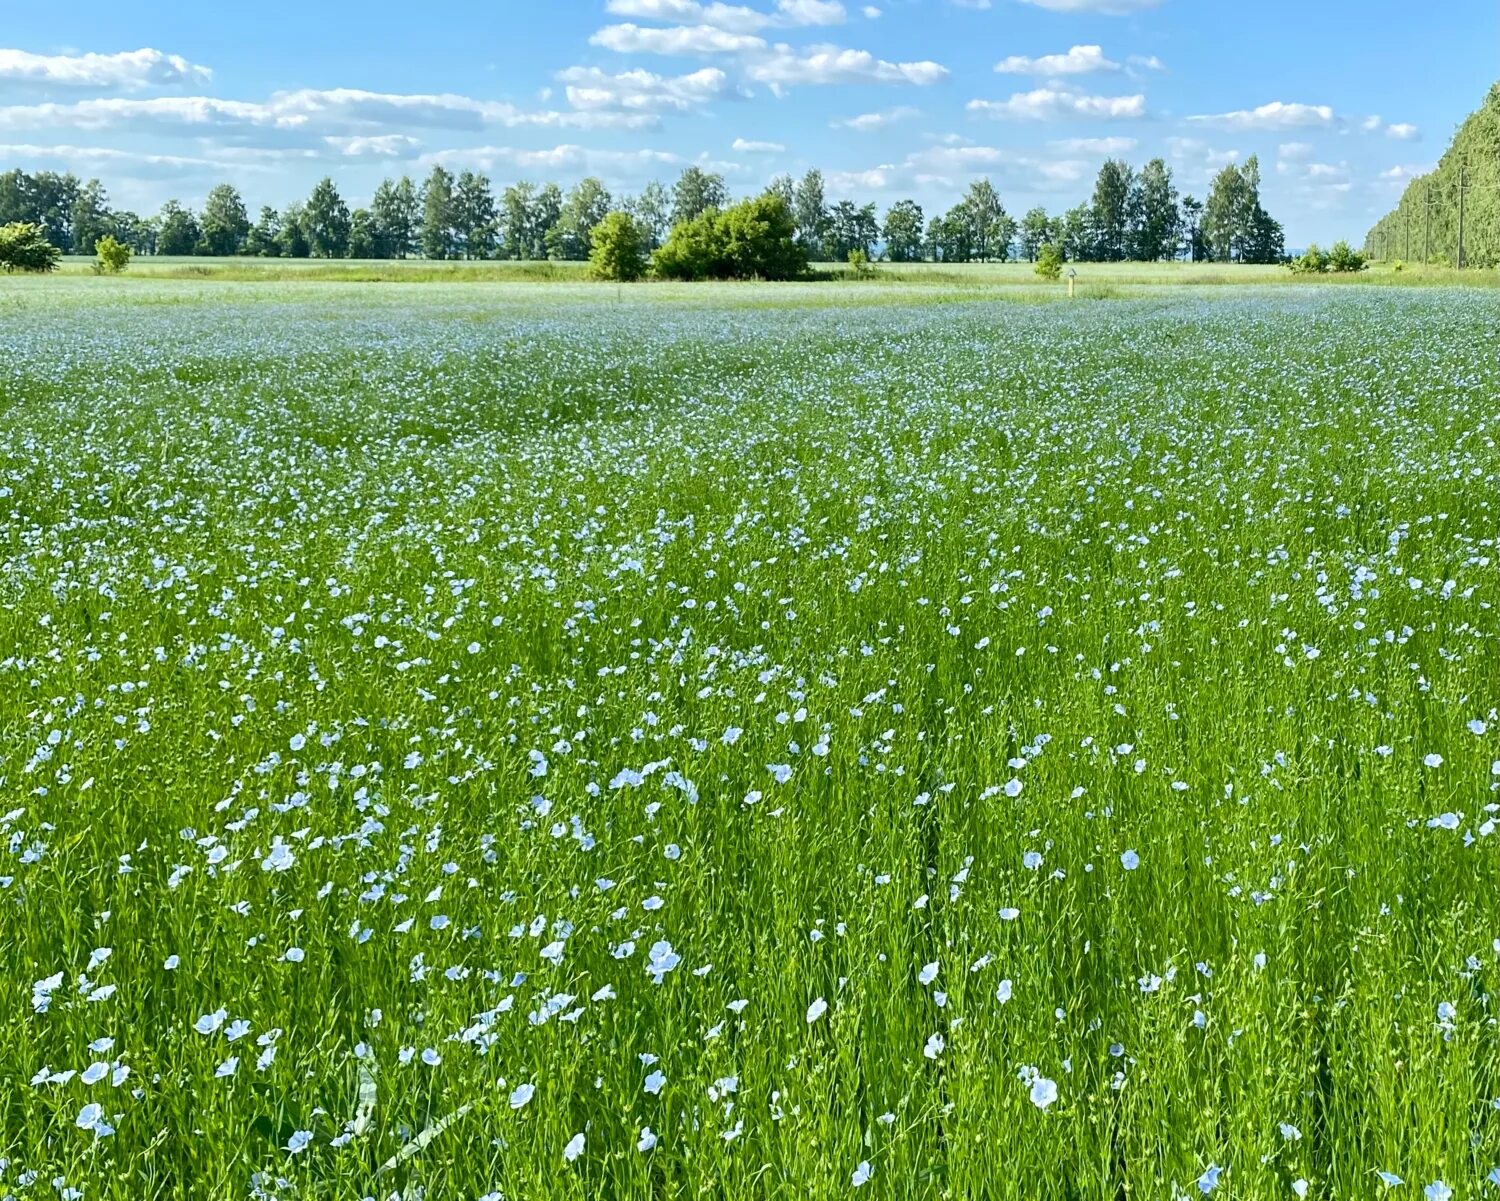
[1457,162,1468,269]
[1424,179,1432,265]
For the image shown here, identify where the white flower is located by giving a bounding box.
[286,1129,312,1154]
[637,1126,658,1152]
[923,1032,945,1059]
[852,1160,874,1187]
[1029,1077,1058,1109]
[215,1056,239,1078]
[75,1102,104,1129]
[644,1069,666,1095]
[1120,849,1140,871]
[997,979,1013,1004]
[194,1008,227,1036]
[807,997,828,1024]
[1197,1164,1221,1194]
[509,1082,535,1109]
[918,961,939,986]
[1423,753,1443,768]
[1292,1180,1308,1198]
[1424,1183,1452,1201]
[563,1132,585,1163]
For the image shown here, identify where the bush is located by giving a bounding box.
[1288,244,1329,275]
[0,222,62,273]
[1326,240,1367,273]
[1034,242,1064,281]
[587,212,648,282]
[847,248,875,278]
[652,194,806,282]
[95,235,132,274]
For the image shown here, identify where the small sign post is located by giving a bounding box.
[1066,267,1077,299]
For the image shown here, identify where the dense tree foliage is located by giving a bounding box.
[1365,83,1499,267]
[0,156,1293,269]
[652,193,805,281]
[0,221,61,272]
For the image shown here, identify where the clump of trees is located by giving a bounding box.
[1288,240,1366,275]
[649,193,805,281]
[0,222,61,272]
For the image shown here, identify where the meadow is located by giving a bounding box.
[1,277,1498,1200]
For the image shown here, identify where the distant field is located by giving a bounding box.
[2,280,1499,1200]
[49,253,1495,289]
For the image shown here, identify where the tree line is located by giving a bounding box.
[0,152,1287,268]
[1364,83,1499,269]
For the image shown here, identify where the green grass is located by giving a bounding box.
[1,279,1498,1200]
[53,253,1500,290]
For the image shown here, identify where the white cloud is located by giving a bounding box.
[591,23,769,54]
[902,143,1088,187]
[0,141,228,171]
[1049,135,1136,154]
[421,143,682,175]
[0,47,212,89]
[1127,54,1166,70]
[832,105,919,130]
[775,0,847,24]
[747,45,948,87]
[1277,141,1313,161]
[556,66,731,113]
[1386,122,1419,140]
[731,136,785,151]
[862,4,882,15]
[1187,101,1335,131]
[825,165,895,191]
[1017,0,1159,11]
[324,134,421,157]
[995,45,1119,75]
[601,0,844,30]
[1166,136,1239,170]
[967,88,1145,120]
[0,89,658,137]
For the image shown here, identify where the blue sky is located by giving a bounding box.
[2,0,1494,244]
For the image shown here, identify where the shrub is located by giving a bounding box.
[588,212,648,282]
[652,194,806,282]
[1288,244,1329,275]
[1034,242,1064,281]
[95,235,132,274]
[847,248,874,278]
[0,222,62,273]
[1326,240,1367,273]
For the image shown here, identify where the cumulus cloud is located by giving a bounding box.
[590,23,768,54]
[967,88,1145,120]
[1049,135,1137,154]
[825,165,896,191]
[590,23,946,89]
[0,141,228,171]
[601,0,844,30]
[0,47,212,89]
[1187,101,1335,131]
[421,143,683,175]
[1017,0,1160,11]
[832,105,919,130]
[0,88,659,137]
[556,66,732,113]
[323,134,421,157]
[748,45,947,87]
[995,45,1119,75]
[731,136,785,151]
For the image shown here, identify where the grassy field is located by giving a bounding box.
[52,253,1498,289]
[1,278,1499,1200]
